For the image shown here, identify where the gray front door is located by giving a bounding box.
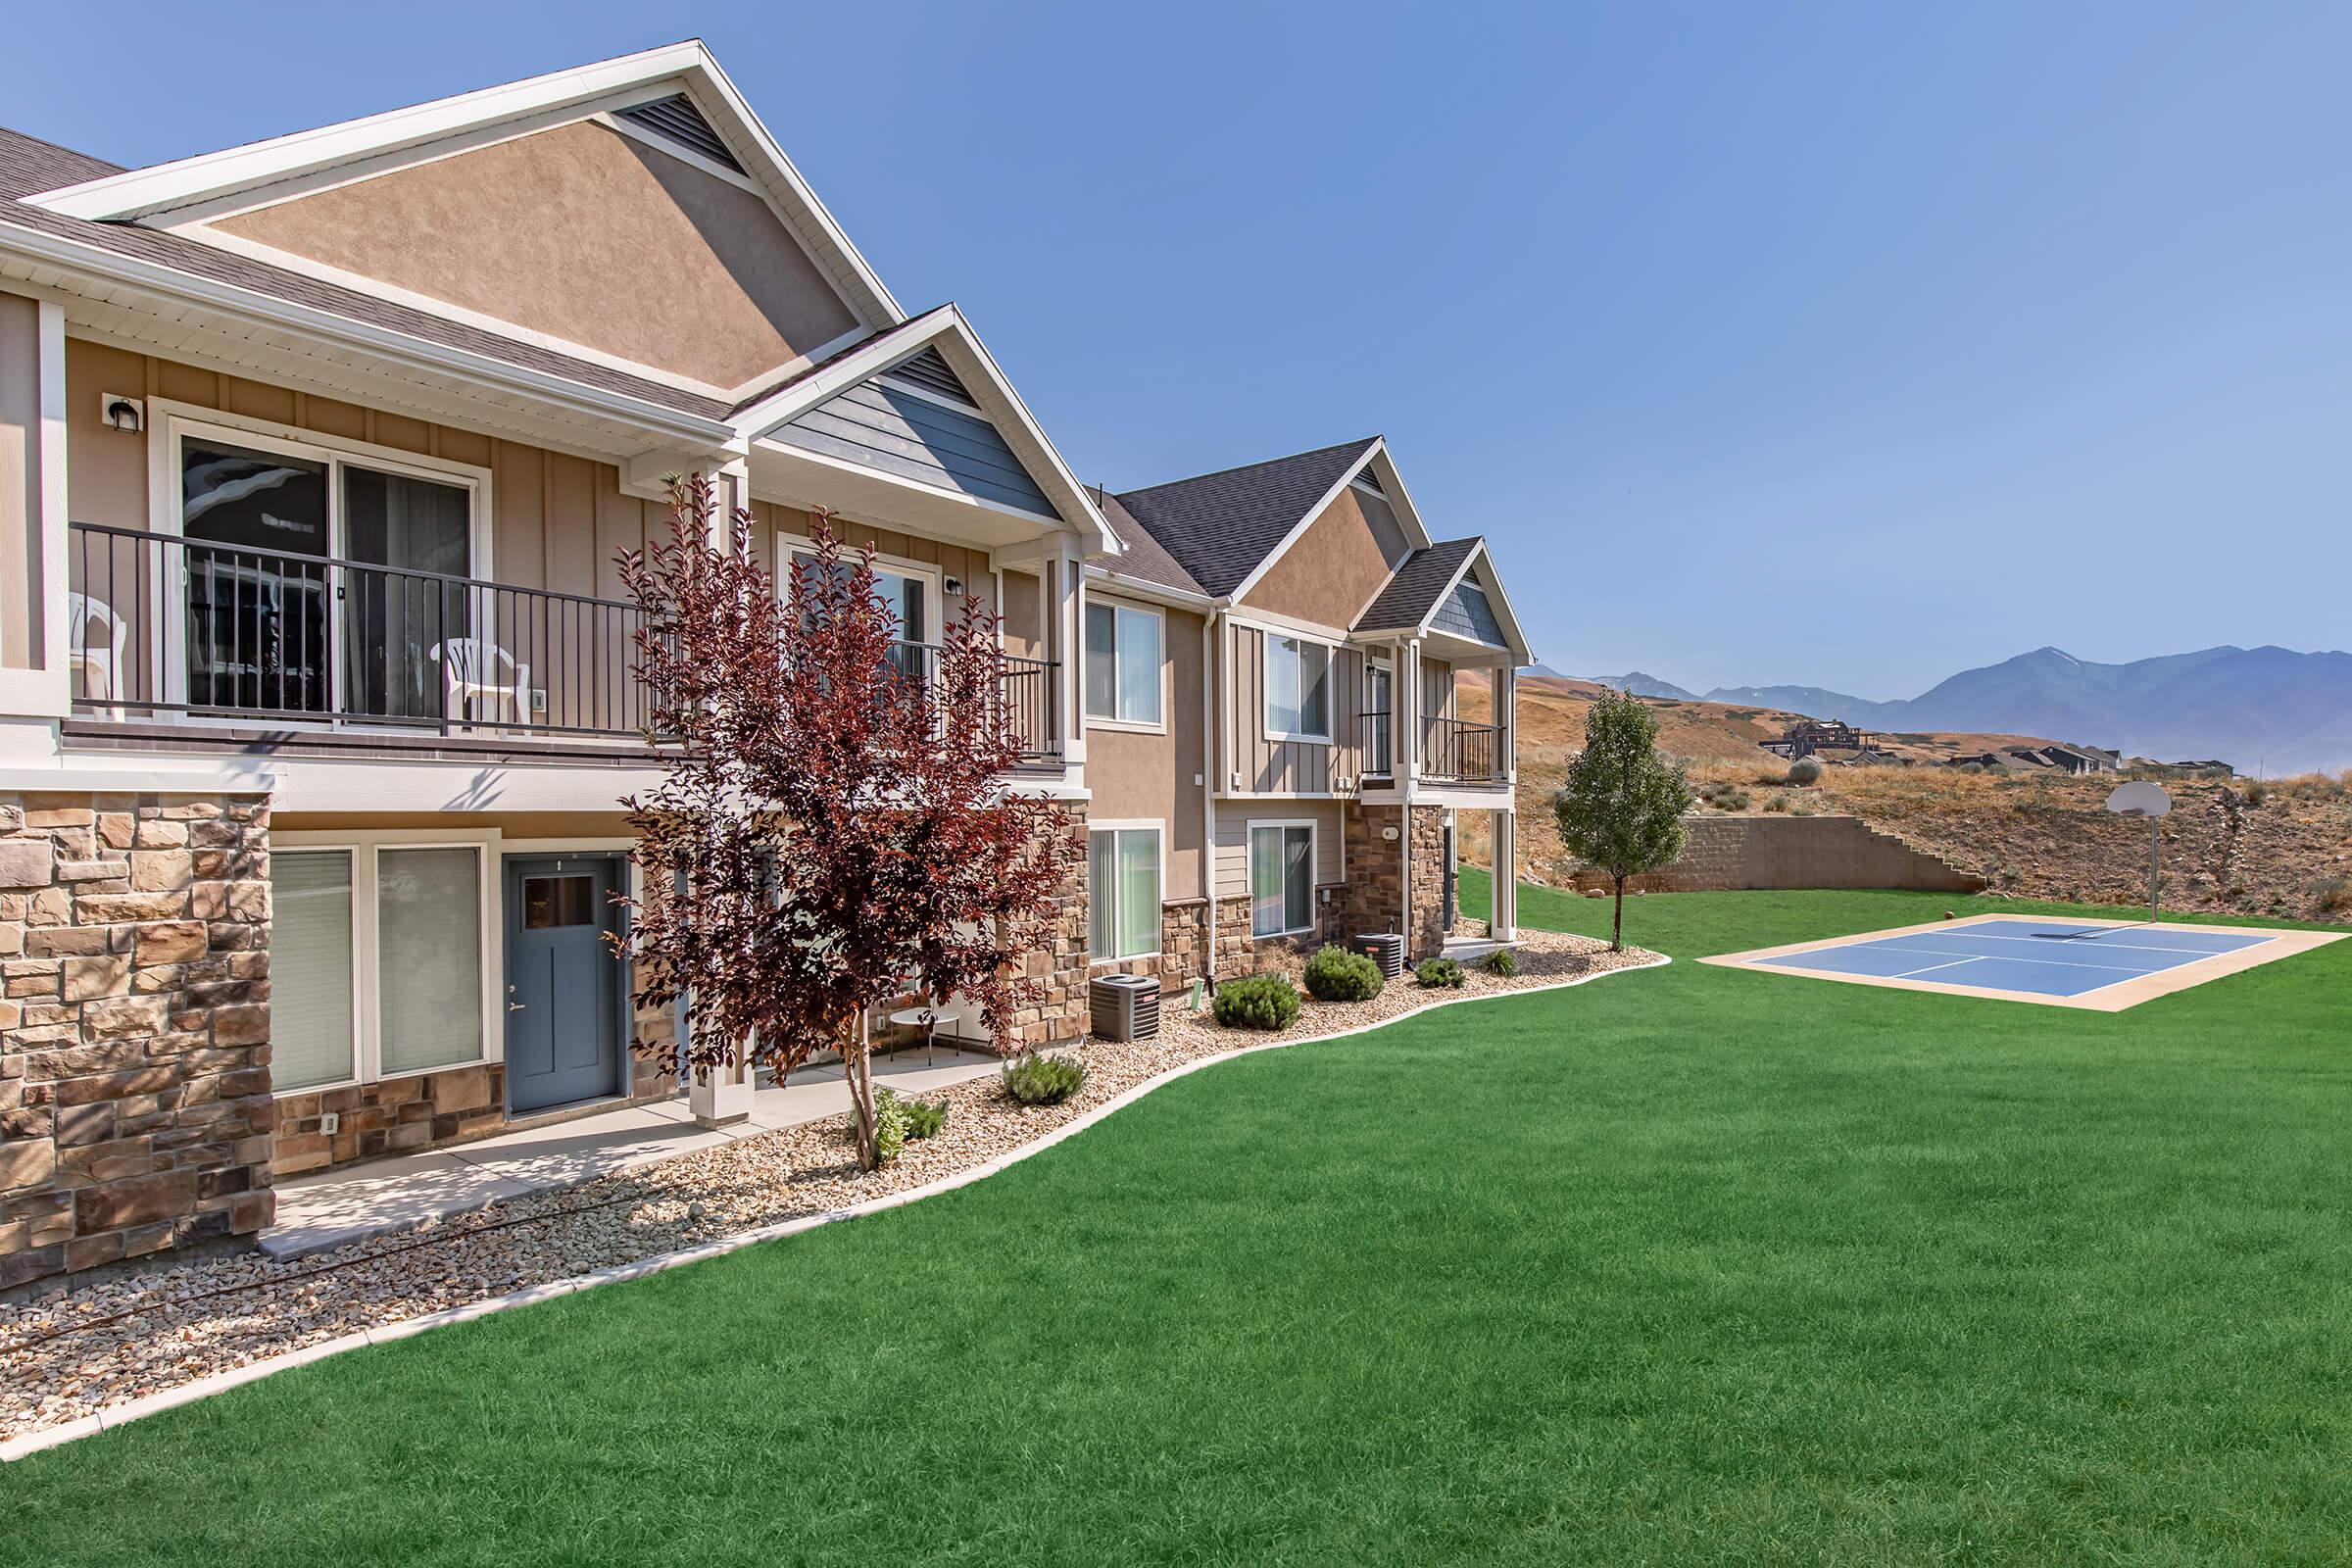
[505,855,626,1114]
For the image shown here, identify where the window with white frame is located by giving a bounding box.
[1250,823,1315,938]
[1265,634,1332,741]
[1084,600,1162,725]
[269,842,491,1091]
[165,411,484,718]
[1089,824,1162,960]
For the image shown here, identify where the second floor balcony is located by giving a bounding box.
[65,523,1062,761]
[1355,704,1506,786]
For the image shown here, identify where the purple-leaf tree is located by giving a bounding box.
[615,478,1077,1169]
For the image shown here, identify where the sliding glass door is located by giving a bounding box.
[180,439,332,713]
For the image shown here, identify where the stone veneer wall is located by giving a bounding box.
[1,790,273,1292]
[270,1000,679,1178]
[1342,803,1449,959]
[1008,800,1089,1047]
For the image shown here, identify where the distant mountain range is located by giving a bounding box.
[1562,646,2352,774]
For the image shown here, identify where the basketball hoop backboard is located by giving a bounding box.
[2106,781,2172,818]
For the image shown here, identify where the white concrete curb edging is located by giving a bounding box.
[1,954,1671,1462]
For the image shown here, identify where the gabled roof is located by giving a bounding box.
[734,303,1119,554]
[1351,534,1534,661]
[1107,437,1381,599]
[0,125,734,424]
[1094,492,1206,597]
[24,41,900,329]
[1352,538,1484,633]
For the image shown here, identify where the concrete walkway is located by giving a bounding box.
[262,1049,1004,1260]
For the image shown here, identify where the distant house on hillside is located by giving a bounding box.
[1763,718,1872,759]
[1943,744,2119,775]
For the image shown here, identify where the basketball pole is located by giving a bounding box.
[2147,814,2160,923]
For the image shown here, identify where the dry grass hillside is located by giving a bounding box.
[1457,674,2352,923]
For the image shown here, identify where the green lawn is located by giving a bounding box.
[15,883,2352,1565]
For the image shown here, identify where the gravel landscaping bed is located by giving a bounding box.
[0,928,1655,1444]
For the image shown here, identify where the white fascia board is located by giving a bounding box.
[0,219,739,449]
[26,41,903,332]
[30,43,716,220]
[1082,563,1217,612]
[733,304,1116,556]
[1463,548,1535,663]
[1221,437,1391,606]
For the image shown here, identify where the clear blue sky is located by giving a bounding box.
[19,2,2351,698]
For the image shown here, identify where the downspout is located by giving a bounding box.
[1200,608,1220,991]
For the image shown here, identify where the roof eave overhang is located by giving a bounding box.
[0,219,740,449]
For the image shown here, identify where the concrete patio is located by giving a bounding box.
[262,1049,1005,1260]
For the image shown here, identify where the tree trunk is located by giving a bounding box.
[843,1013,880,1170]
[1611,874,1625,953]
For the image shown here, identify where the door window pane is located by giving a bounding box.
[181,440,330,712]
[523,874,596,929]
[343,466,474,720]
[270,851,355,1090]
[377,848,483,1076]
[1284,827,1313,931]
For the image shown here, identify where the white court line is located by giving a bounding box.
[1939,929,2276,957]
[1780,942,2170,974]
[1890,956,1985,981]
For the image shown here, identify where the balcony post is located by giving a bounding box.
[1397,636,1421,785]
[0,296,71,722]
[1055,535,1084,769]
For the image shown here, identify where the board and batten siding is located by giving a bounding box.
[1213,801,1346,892]
[1224,623,1368,794]
[770,374,1055,518]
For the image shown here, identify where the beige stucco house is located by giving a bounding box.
[0,41,1529,1290]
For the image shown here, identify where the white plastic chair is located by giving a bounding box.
[429,637,531,726]
[67,591,129,716]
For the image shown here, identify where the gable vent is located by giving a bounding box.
[616,95,746,174]
[882,347,980,408]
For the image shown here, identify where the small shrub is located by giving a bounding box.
[1001,1051,1087,1105]
[1958,761,1984,775]
[1303,944,1383,1002]
[870,1087,909,1165]
[1763,791,1791,813]
[1415,956,1465,989]
[2311,875,2351,916]
[881,1087,947,1140]
[1786,756,1823,785]
[1213,973,1302,1030]
[2244,778,2271,807]
[1481,947,1517,977]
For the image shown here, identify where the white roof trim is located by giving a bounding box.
[734,304,1118,556]
[25,40,904,328]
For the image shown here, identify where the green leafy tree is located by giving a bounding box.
[1553,689,1693,951]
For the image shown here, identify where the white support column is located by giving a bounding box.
[1495,663,1517,784]
[1396,637,1422,784]
[1055,536,1085,769]
[1491,808,1518,940]
[689,1057,754,1127]
[0,296,71,720]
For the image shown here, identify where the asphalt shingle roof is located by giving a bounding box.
[1104,437,1378,599]
[0,125,735,421]
[1352,537,1482,633]
[1093,491,1206,596]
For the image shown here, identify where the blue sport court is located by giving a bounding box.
[1716,915,2292,1007]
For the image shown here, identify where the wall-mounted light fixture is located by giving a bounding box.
[943,574,963,599]
[101,394,145,434]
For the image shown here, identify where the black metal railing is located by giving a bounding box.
[1358,706,1395,776]
[66,523,1062,758]
[1421,714,1504,783]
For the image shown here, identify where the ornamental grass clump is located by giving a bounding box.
[1001,1052,1087,1106]
[1213,974,1302,1030]
[1302,944,1383,1003]
[1481,947,1517,978]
